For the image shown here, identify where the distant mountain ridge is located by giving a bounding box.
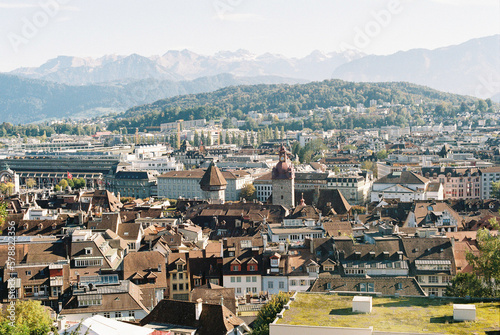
[9,49,365,85]
[332,35,500,99]
[9,35,499,100]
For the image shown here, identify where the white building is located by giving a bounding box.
[157,168,253,201]
[371,171,443,202]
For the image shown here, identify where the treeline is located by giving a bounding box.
[0,122,103,138]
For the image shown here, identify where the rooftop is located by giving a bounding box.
[277,293,499,334]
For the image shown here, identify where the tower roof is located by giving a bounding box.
[272,144,294,180]
[200,161,227,190]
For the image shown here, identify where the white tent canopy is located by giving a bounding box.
[61,315,153,335]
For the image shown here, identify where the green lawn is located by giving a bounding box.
[278,293,500,334]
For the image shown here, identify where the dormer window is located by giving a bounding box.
[157,265,162,272]
[231,264,240,271]
[85,247,93,255]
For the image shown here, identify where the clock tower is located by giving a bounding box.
[272,144,295,209]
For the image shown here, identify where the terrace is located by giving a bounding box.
[276,293,499,334]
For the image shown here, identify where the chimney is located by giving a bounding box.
[220,295,224,306]
[195,298,203,320]
[262,234,267,251]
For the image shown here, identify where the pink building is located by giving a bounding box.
[420,167,480,200]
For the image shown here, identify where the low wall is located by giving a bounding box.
[270,324,374,335]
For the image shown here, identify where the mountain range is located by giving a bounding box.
[10,49,364,85]
[1,35,499,124]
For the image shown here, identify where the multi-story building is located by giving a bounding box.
[222,238,263,297]
[256,170,373,205]
[168,253,191,300]
[157,168,252,201]
[0,237,70,311]
[326,171,373,205]
[106,170,157,199]
[480,166,500,199]
[421,167,480,200]
[371,170,443,202]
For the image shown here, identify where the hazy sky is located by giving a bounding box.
[0,0,499,72]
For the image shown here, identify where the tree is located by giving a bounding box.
[239,183,256,201]
[361,160,377,178]
[445,273,490,298]
[491,181,500,199]
[466,228,500,296]
[222,118,233,129]
[0,300,54,335]
[376,149,388,160]
[251,292,290,335]
[0,202,7,226]
[0,182,15,197]
[193,131,199,147]
[58,179,69,189]
[25,178,36,189]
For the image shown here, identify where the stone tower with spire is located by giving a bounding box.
[272,144,295,209]
[199,161,227,203]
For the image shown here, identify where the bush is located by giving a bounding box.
[251,292,290,335]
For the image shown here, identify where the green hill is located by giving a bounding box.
[108,79,477,132]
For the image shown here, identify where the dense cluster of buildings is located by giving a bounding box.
[1,116,500,334]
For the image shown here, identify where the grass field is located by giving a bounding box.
[278,293,500,334]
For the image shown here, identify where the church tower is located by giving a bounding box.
[199,161,227,203]
[272,144,295,209]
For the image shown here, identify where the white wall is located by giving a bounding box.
[270,324,373,335]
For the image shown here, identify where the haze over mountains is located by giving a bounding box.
[9,49,364,85]
[1,35,498,124]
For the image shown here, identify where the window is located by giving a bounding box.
[396,283,403,290]
[25,271,31,276]
[177,264,184,271]
[249,265,257,271]
[103,312,110,318]
[268,281,274,289]
[442,276,451,284]
[172,273,177,280]
[360,282,374,292]
[279,281,284,289]
[129,311,135,318]
[246,287,252,293]
[246,277,251,283]
[300,280,306,286]
[179,284,183,290]
[429,276,439,283]
[179,273,183,280]
[231,265,240,271]
[85,247,93,255]
[326,282,331,290]
[231,277,235,283]
[236,287,241,294]
[252,276,257,282]
[237,277,241,282]
[290,280,297,286]
[252,287,257,293]
[115,312,122,318]
[428,288,439,296]
[172,284,177,291]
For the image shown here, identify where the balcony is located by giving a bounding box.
[50,277,63,287]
